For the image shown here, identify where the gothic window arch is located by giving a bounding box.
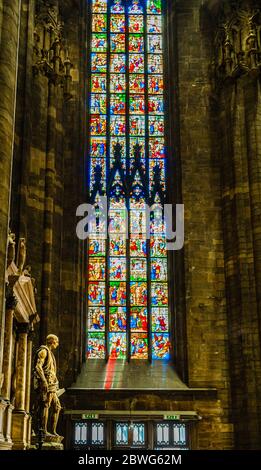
[86,0,172,362]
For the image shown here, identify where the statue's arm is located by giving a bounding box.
[35,349,48,390]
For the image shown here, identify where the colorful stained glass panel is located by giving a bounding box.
[93,0,107,14]
[109,333,126,359]
[109,209,127,233]
[130,307,148,331]
[130,258,147,281]
[91,53,107,73]
[110,116,126,135]
[150,237,167,257]
[90,94,107,114]
[89,238,106,257]
[110,237,126,256]
[148,34,162,53]
[111,34,126,52]
[130,282,147,306]
[129,0,143,14]
[149,138,165,159]
[91,74,107,93]
[129,15,144,33]
[151,283,168,306]
[110,74,126,93]
[129,74,145,93]
[152,333,170,360]
[92,14,107,32]
[130,95,145,115]
[88,307,106,331]
[149,116,164,136]
[151,258,167,281]
[147,0,162,15]
[89,258,106,281]
[110,137,126,157]
[110,94,126,115]
[152,307,169,332]
[129,116,145,136]
[130,237,147,257]
[110,14,125,32]
[148,96,164,114]
[148,75,163,94]
[111,0,124,14]
[90,115,106,135]
[90,137,106,158]
[129,54,144,73]
[110,258,126,280]
[109,282,126,306]
[147,15,162,33]
[110,54,126,73]
[88,282,106,306]
[109,307,127,331]
[92,33,107,52]
[87,332,105,359]
[148,54,163,73]
[130,138,145,158]
[131,334,148,359]
[129,35,144,53]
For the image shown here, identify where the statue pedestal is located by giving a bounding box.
[31,433,64,451]
[11,410,29,450]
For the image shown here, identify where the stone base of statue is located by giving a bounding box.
[31,432,64,450]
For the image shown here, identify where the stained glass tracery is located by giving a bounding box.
[87,0,170,361]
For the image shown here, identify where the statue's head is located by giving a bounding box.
[46,334,59,350]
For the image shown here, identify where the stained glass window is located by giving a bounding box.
[87,0,170,361]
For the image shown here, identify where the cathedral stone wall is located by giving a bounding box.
[0,0,260,450]
[176,0,232,447]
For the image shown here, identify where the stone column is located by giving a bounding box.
[0,400,7,445]
[25,329,33,414]
[1,293,17,400]
[0,0,21,381]
[211,0,261,449]
[12,323,29,449]
[15,324,28,411]
[0,292,17,449]
[40,80,57,342]
[25,329,33,448]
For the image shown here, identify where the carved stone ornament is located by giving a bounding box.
[213,0,261,89]
[7,230,16,268]
[33,0,73,99]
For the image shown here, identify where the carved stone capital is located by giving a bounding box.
[16,323,30,336]
[5,285,18,311]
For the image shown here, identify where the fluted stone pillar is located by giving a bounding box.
[25,329,33,448]
[0,400,7,444]
[0,293,17,449]
[40,80,57,342]
[15,324,28,412]
[211,0,261,449]
[0,0,21,387]
[12,323,29,449]
[1,295,17,401]
[25,330,33,414]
